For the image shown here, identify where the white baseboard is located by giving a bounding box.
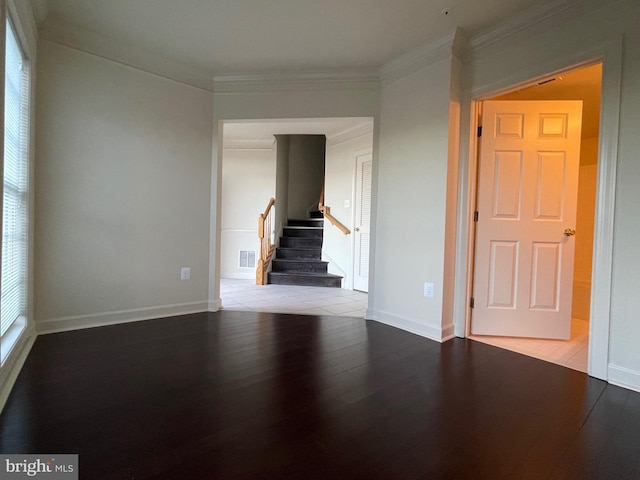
[366,309,448,343]
[0,330,36,414]
[36,301,209,334]
[221,272,254,280]
[209,298,222,311]
[608,364,640,393]
[441,322,456,342]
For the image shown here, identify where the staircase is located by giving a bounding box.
[268,212,343,288]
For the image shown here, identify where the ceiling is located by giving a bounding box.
[33,0,595,143]
[37,0,548,75]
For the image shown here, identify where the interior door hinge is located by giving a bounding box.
[470,297,475,309]
[474,211,479,222]
[477,126,482,137]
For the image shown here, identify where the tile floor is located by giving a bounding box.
[220,278,368,317]
[469,318,589,372]
[221,278,588,373]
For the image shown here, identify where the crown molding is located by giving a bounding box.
[222,138,276,150]
[379,30,457,85]
[213,70,379,93]
[469,0,607,54]
[326,121,373,146]
[9,0,39,55]
[39,18,214,91]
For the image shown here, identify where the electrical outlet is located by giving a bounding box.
[181,267,191,280]
[344,200,351,208]
[424,282,435,298]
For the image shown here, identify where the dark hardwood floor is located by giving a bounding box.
[1,311,639,479]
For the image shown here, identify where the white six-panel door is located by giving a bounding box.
[472,100,583,339]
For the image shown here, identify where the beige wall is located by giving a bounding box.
[35,41,213,331]
[220,146,276,279]
[324,131,374,287]
[370,56,455,340]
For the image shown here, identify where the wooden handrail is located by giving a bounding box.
[317,185,350,235]
[319,205,350,235]
[256,197,276,285]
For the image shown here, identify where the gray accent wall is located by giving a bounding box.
[287,135,326,219]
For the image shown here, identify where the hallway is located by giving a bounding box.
[470,318,589,373]
[220,278,368,317]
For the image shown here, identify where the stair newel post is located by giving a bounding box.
[257,198,276,285]
[257,213,266,285]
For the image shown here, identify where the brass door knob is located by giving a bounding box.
[354,227,360,232]
[564,228,576,236]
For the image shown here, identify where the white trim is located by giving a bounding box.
[366,309,450,343]
[36,301,209,334]
[209,298,222,312]
[453,37,623,382]
[39,18,214,91]
[223,139,275,150]
[379,31,456,85]
[322,251,349,288]
[468,0,606,53]
[213,70,379,93]
[221,228,257,233]
[0,329,36,414]
[220,273,254,281]
[326,123,374,146]
[588,38,623,381]
[9,0,38,53]
[608,364,640,394]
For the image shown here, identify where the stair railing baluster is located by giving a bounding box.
[256,197,276,285]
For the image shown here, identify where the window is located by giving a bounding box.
[1,17,30,364]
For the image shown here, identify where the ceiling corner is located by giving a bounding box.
[31,0,49,25]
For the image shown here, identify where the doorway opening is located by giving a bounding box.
[468,63,602,373]
[218,118,373,317]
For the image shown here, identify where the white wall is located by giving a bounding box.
[220,146,276,279]
[369,56,455,341]
[324,132,373,288]
[460,0,640,389]
[35,41,213,332]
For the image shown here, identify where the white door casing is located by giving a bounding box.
[353,153,372,292]
[472,100,583,339]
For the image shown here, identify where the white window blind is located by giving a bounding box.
[1,19,29,341]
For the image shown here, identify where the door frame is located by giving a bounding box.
[453,37,623,380]
[351,149,373,292]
